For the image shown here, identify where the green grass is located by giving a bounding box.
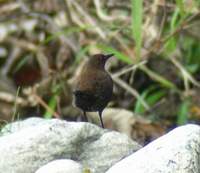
[44,83,61,118]
[134,86,166,114]
[12,87,21,122]
[43,25,91,44]
[175,0,185,16]
[131,0,143,61]
[177,99,190,125]
[139,65,177,89]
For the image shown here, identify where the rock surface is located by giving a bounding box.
[35,159,82,173]
[106,124,200,173]
[0,118,140,173]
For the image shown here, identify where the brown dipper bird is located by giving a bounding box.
[73,53,114,128]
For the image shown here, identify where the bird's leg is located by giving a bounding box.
[98,111,104,128]
[83,111,88,122]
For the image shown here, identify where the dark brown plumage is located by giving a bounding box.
[73,53,114,128]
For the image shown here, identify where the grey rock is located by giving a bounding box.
[0,118,140,173]
[1,117,46,135]
[106,124,200,173]
[35,159,82,173]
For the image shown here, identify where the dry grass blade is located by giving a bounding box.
[0,2,20,15]
[169,56,200,89]
[94,0,125,21]
[113,77,150,111]
[0,92,27,106]
[112,61,147,78]
[68,0,106,40]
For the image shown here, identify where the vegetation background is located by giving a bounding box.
[0,0,200,144]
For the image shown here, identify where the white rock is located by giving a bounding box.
[106,124,200,173]
[0,118,140,173]
[35,159,82,173]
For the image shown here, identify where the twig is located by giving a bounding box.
[5,37,49,78]
[169,56,200,89]
[143,11,200,59]
[113,77,150,110]
[0,92,27,106]
[94,0,125,21]
[65,0,85,26]
[158,0,167,39]
[1,46,21,75]
[112,61,147,78]
[163,12,200,43]
[94,0,114,21]
[6,37,38,51]
[69,0,107,40]
[0,2,20,15]
[18,0,78,52]
[36,51,49,78]
[33,94,60,119]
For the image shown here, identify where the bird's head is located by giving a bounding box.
[88,53,114,69]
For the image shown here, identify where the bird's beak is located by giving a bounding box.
[104,53,114,60]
